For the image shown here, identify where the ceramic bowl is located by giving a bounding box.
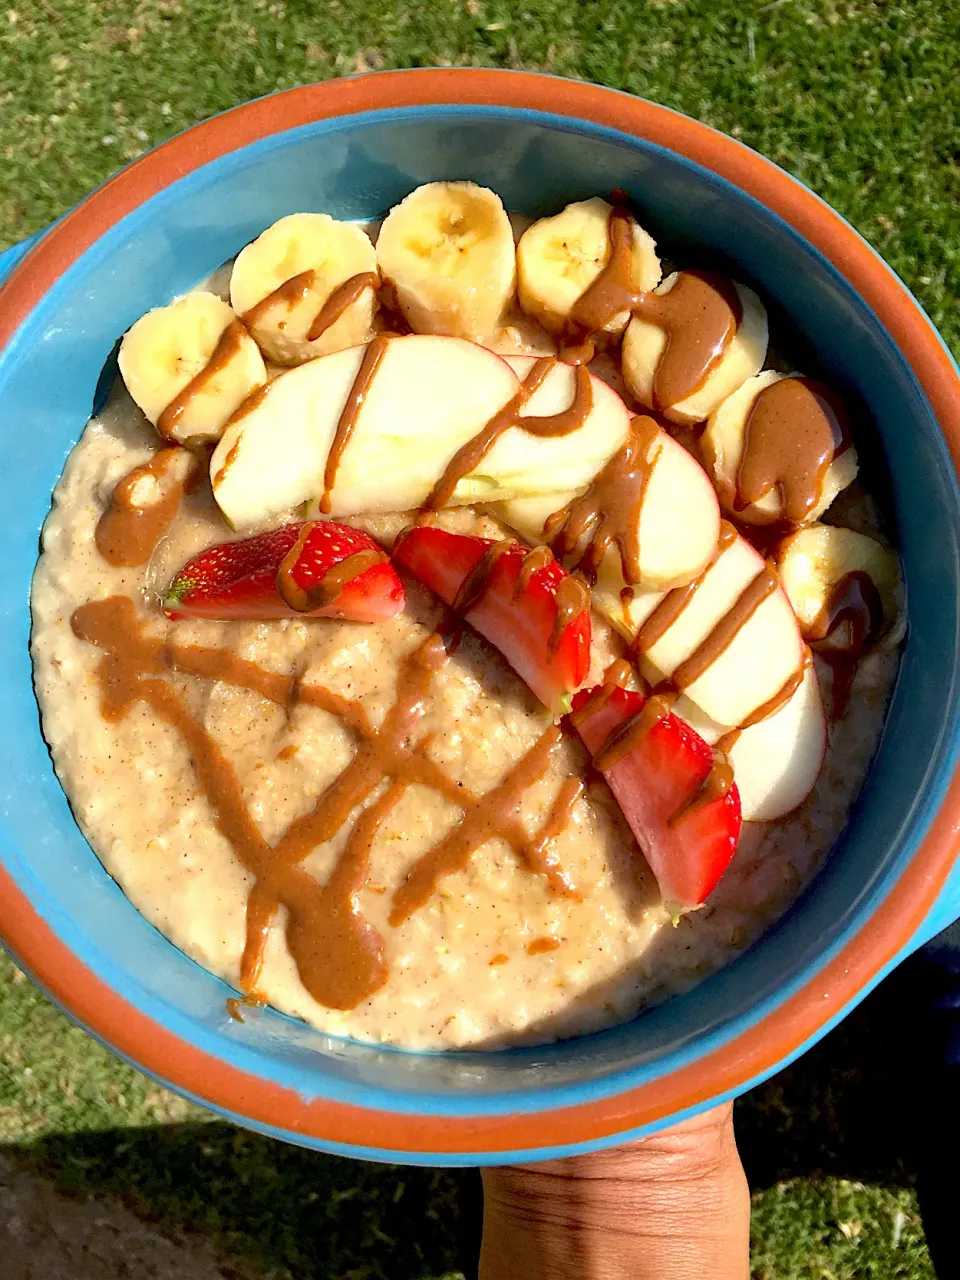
[1,70,959,1165]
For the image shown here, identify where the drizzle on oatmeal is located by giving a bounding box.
[71,596,582,1010]
[95,448,203,568]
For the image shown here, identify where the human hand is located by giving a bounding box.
[479,1103,749,1280]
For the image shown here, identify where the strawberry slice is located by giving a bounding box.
[572,684,741,911]
[163,520,404,623]
[394,527,590,714]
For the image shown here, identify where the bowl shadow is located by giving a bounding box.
[1,952,939,1280]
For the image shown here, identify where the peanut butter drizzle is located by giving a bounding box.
[514,544,554,598]
[527,936,561,955]
[603,656,636,689]
[620,587,634,626]
[319,334,391,514]
[569,656,639,725]
[632,271,743,411]
[669,561,780,691]
[526,777,584,884]
[568,206,645,335]
[634,522,739,654]
[241,270,379,344]
[306,272,380,342]
[715,728,741,755]
[549,574,591,654]
[667,749,735,828]
[72,595,580,1009]
[739,646,813,729]
[157,319,248,443]
[241,269,317,329]
[388,722,578,925]
[543,415,662,587]
[807,571,883,721]
[452,540,517,615]
[218,379,276,438]
[807,570,883,657]
[77,598,369,734]
[736,377,849,524]
[423,358,593,513]
[557,336,598,368]
[95,448,202,567]
[561,201,742,409]
[275,522,385,613]
[592,689,679,772]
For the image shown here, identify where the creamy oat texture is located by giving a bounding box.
[31,381,900,1050]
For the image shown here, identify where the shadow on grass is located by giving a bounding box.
[0,956,931,1280]
[0,1121,483,1280]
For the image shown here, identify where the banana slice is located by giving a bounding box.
[516,197,661,337]
[621,275,767,425]
[375,181,516,342]
[776,522,902,649]
[118,291,267,446]
[702,371,858,526]
[230,213,378,366]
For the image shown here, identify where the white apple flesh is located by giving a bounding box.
[496,361,720,591]
[498,489,823,818]
[211,335,521,527]
[211,336,644,529]
[725,666,827,820]
[639,534,805,730]
[453,354,632,503]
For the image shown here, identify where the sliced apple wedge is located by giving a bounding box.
[725,666,827,820]
[449,354,631,504]
[493,368,720,592]
[637,534,805,730]
[627,429,720,590]
[211,335,521,528]
[496,488,669,639]
[211,338,646,529]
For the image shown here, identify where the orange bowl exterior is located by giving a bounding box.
[2,70,959,1156]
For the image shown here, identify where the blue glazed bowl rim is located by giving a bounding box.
[2,70,959,1163]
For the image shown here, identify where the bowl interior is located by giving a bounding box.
[2,105,959,1124]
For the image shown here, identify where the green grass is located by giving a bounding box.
[1,0,957,1275]
[1,950,940,1278]
[2,0,958,354]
